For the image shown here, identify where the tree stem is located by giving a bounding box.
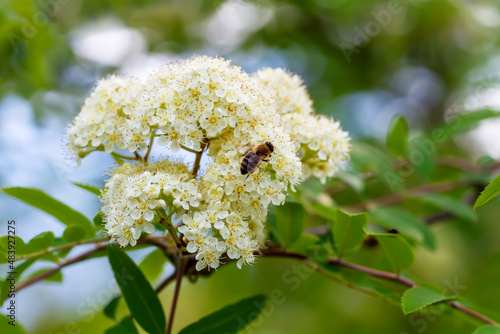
[260,248,498,326]
[166,256,187,334]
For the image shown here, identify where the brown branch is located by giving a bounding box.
[192,140,207,178]
[155,271,177,294]
[16,244,108,292]
[15,236,173,293]
[166,256,187,334]
[260,248,498,326]
[17,237,109,260]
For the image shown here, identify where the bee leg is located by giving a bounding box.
[263,159,269,162]
[245,173,251,180]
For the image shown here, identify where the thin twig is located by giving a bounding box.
[260,248,498,326]
[111,152,139,161]
[192,140,207,178]
[180,145,201,154]
[155,271,177,294]
[17,237,109,260]
[166,256,187,334]
[144,135,155,162]
[16,244,108,292]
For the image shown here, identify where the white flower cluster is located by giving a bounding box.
[66,75,148,164]
[255,68,350,183]
[101,160,194,247]
[69,56,350,271]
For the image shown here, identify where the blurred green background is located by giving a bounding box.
[1,0,500,333]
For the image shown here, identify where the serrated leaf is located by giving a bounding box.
[419,194,476,223]
[473,325,500,334]
[2,187,94,236]
[373,233,415,273]
[105,317,138,334]
[0,313,27,333]
[370,207,436,251]
[332,209,367,257]
[73,182,102,196]
[387,115,409,157]
[103,295,121,320]
[401,286,454,315]
[63,225,87,243]
[474,174,500,210]
[139,249,168,281]
[108,245,166,334]
[179,295,267,334]
[272,202,306,248]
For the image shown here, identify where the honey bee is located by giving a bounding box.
[240,142,275,176]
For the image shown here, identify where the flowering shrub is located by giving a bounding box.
[4,56,500,334]
[66,56,350,271]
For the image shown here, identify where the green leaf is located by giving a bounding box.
[139,249,168,281]
[441,109,500,138]
[386,115,409,157]
[401,286,454,315]
[0,313,27,334]
[332,209,367,257]
[334,170,365,193]
[472,325,500,334]
[272,202,306,248]
[0,236,26,263]
[63,225,87,243]
[0,258,37,306]
[419,194,476,223]
[103,295,121,320]
[2,187,94,236]
[370,207,436,251]
[373,233,415,273]
[290,234,319,253]
[73,182,102,196]
[108,245,166,334]
[307,203,336,221]
[179,295,267,334]
[25,232,55,253]
[408,136,435,179]
[105,317,139,334]
[94,212,104,228]
[474,174,500,210]
[25,268,63,282]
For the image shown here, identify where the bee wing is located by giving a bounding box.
[236,144,253,155]
[245,153,262,173]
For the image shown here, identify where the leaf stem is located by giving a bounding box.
[111,152,139,161]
